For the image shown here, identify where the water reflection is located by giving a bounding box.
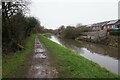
[49,36,62,46]
[49,35,119,75]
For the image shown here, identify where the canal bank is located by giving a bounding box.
[39,35,118,78]
[76,30,119,48]
[3,34,36,78]
[49,35,119,75]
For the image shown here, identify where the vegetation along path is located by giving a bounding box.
[27,36,58,78]
[3,34,35,78]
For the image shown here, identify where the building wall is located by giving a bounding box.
[92,21,119,31]
[93,26,101,30]
[93,25,117,31]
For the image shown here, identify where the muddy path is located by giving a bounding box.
[27,36,58,78]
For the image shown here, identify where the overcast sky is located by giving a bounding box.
[29,0,119,29]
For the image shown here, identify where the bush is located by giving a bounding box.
[61,27,82,39]
[109,31,120,36]
[2,12,41,54]
[58,26,91,39]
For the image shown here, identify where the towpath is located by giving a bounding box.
[27,36,58,78]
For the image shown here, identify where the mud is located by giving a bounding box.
[27,36,58,78]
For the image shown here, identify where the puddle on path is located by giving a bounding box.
[34,54,46,59]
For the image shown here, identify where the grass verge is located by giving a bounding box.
[39,35,118,78]
[3,34,35,78]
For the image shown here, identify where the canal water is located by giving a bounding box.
[49,35,119,75]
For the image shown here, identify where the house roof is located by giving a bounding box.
[92,21,109,27]
[90,19,120,27]
[116,20,120,25]
[106,20,118,25]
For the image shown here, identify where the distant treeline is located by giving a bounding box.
[2,0,42,54]
[54,25,92,39]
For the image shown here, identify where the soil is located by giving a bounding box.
[27,36,58,78]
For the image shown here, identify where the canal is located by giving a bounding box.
[49,35,119,75]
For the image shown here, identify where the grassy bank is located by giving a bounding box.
[39,35,118,78]
[42,33,52,37]
[3,34,35,78]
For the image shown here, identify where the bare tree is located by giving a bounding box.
[2,0,31,53]
[2,0,31,19]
